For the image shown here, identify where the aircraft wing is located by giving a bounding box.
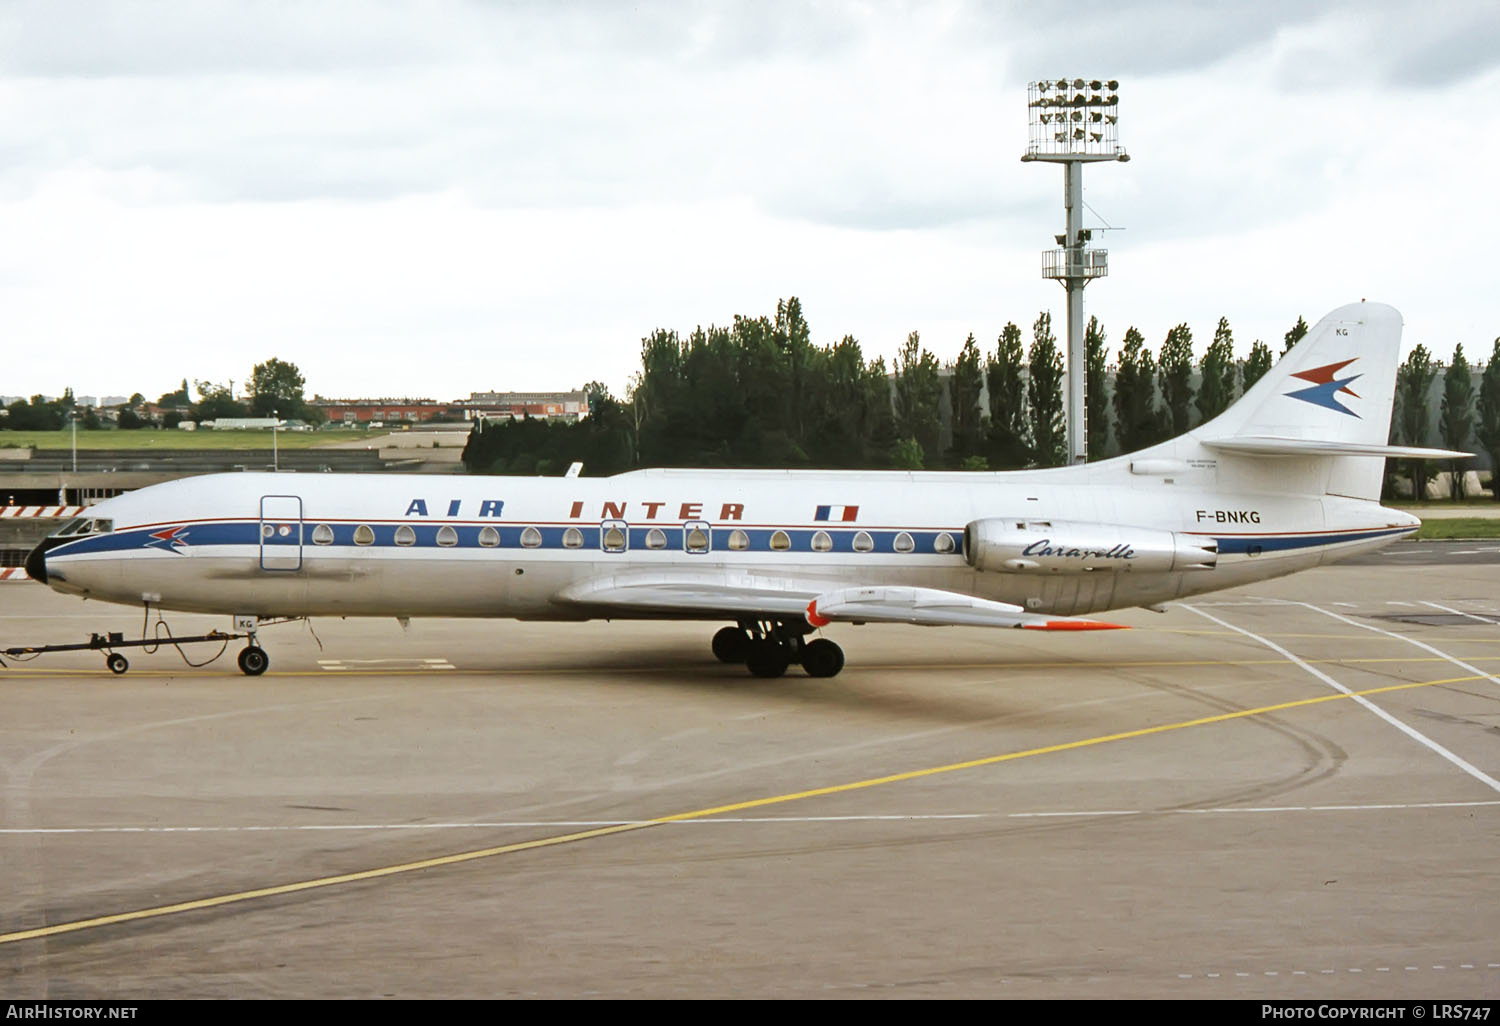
[555,571,1127,631]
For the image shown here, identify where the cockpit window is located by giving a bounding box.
[52,517,112,537]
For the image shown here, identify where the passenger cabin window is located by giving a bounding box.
[520,526,542,548]
[602,522,627,553]
[894,532,915,553]
[770,530,791,551]
[478,526,500,548]
[562,527,584,549]
[852,531,874,553]
[645,528,667,550]
[811,530,832,552]
[684,524,709,553]
[394,525,416,547]
[436,525,459,547]
[727,529,749,551]
[354,524,375,546]
[934,532,955,554]
[312,524,335,546]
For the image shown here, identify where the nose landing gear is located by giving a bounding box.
[712,620,845,679]
[236,646,269,676]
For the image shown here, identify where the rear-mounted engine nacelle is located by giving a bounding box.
[964,518,1217,574]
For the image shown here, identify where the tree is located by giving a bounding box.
[1157,323,1194,435]
[192,380,246,422]
[1196,317,1238,424]
[947,333,985,467]
[248,358,309,420]
[1281,315,1309,356]
[157,380,190,408]
[1112,326,1159,454]
[1240,339,1273,392]
[1477,338,1500,503]
[1395,345,1439,500]
[1028,312,1066,467]
[1439,344,1475,499]
[1085,315,1110,460]
[985,323,1030,469]
[893,331,943,467]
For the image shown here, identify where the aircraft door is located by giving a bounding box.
[259,495,304,571]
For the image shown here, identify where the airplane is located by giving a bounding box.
[21,301,1466,678]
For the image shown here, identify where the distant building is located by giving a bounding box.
[201,418,283,430]
[462,390,590,423]
[309,398,465,426]
[309,391,590,426]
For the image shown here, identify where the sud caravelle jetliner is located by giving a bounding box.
[25,301,1464,679]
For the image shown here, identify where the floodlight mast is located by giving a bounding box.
[1022,78,1128,464]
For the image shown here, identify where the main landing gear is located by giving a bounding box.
[711,621,845,679]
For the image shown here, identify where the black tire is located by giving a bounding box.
[745,640,790,679]
[801,639,844,678]
[711,626,750,663]
[106,653,129,675]
[237,646,269,676]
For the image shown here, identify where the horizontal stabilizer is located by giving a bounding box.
[1202,436,1470,460]
[806,586,1128,631]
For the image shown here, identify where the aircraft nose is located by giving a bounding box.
[24,540,49,584]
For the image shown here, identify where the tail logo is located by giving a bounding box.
[1284,358,1362,418]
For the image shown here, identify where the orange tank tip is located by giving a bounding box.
[804,600,830,628]
[1024,620,1130,631]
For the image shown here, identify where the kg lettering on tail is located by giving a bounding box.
[19,301,1466,679]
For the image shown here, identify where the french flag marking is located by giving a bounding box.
[814,505,859,522]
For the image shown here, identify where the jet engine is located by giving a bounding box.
[964,518,1217,574]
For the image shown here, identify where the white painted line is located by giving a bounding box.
[6,800,1496,835]
[1186,605,1500,796]
[1421,600,1500,626]
[1302,602,1500,688]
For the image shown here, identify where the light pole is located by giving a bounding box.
[1023,78,1128,464]
[272,409,279,471]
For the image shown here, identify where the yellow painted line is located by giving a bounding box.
[0,671,1489,947]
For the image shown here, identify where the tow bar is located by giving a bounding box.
[2,629,250,675]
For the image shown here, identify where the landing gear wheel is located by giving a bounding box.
[711,626,750,663]
[106,653,129,675]
[801,639,844,678]
[237,646,269,676]
[745,639,791,679]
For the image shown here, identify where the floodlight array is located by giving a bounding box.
[1024,79,1124,160]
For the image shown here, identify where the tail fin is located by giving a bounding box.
[1200,301,1400,445]
[1189,302,1463,500]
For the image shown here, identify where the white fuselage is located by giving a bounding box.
[40,463,1418,622]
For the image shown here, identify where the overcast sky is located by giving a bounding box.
[4,0,1498,404]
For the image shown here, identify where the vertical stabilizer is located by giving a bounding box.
[1191,302,1405,500]
[1197,301,1402,446]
